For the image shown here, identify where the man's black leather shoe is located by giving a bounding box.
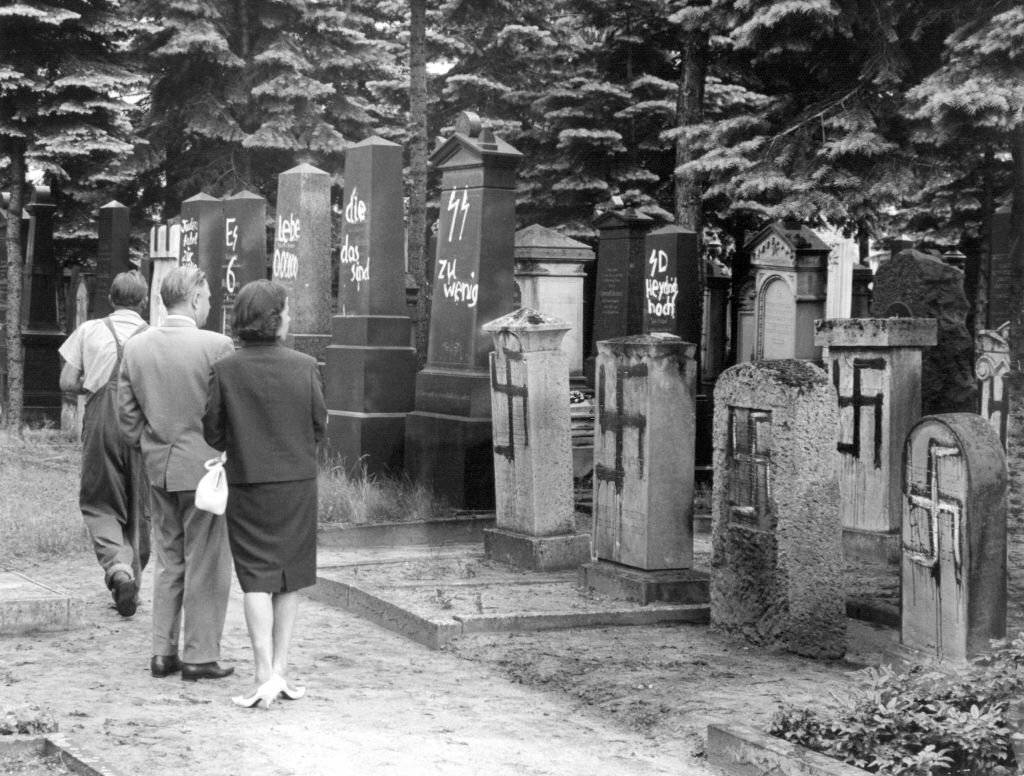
[111,572,138,617]
[150,654,182,678]
[181,662,235,682]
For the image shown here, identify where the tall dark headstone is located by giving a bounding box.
[870,248,977,415]
[642,226,700,343]
[404,112,522,509]
[21,187,63,423]
[272,163,332,362]
[221,191,267,337]
[91,201,132,318]
[587,208,655,382]
[179,193,225,332]
[325,136,416,475]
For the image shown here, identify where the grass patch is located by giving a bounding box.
[0,430,89,563]
[318,460,454,526]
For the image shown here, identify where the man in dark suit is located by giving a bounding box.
[118,266,236,681]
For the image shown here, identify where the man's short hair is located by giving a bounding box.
[109,270,148,308]
[160,266,207,310]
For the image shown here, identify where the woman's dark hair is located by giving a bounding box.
[233,280,288,342]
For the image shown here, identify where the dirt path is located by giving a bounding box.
[3,552,721,776]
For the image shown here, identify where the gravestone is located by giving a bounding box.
[325,136,416,475]
[179,193,225,332]
[221,191,267,336]
[21,187,63,424]
[91,201,132,318]
[744,221,830,362]
[579,333,709,605]
[481,308,590,570]
[901,413,1006,663]
[733,278,757,364]
[147,221,181,325]
[987,204,1012,330]
[587,208,656,381]
[642,226,699,343]
[711,360,845,658]
[815,318,938,565]
[976,322,1010,449]
[870,249,976,415]
[513,224,594,376]
[404,113,522,509]
[272,163,332,362]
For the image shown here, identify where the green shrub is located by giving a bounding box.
[768,636,1024,775]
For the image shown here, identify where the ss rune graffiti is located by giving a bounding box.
[435,186,479,308]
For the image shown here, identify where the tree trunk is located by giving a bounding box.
[975,145,995,336]
[675,28,709,380]
[674,29,708,234]
[5,144,26,432]
[408,0,430,366]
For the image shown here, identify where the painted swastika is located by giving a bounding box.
[595,361,647,491]
[833,357,885,468]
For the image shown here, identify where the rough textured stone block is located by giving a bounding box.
[711,360,845,658]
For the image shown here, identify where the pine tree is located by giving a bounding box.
[0,0,142,430]
[130,0,404,209]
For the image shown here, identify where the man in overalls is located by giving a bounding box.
[59,270,151,617]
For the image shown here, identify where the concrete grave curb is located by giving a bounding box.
[0,571,82,635]
[317,515,496,550]
[706,723,872,776]
[0,734,129,776]
[304,575,708,650]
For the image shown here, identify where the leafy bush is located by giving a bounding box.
[768,635,1024,775]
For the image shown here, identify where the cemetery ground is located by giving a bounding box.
[3,432,1023,776]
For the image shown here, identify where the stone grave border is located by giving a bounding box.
[303,572,708,650]
[0,733,128,776]
[0,571,82,635]
[316,514,496,550]
[706,723,872,776]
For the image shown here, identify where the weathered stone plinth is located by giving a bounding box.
[712,360,845,658]
[579,561,709,606]
[147,222,181,325]
[815,317,938,565]
[482,308,589,570]
[484,529,591,572]
[593,333,696,570]
[901,413,1006,663]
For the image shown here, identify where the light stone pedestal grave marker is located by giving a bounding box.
[0,571,81,634]
[815,318,937,565]
[711,360,845,658]
[579,333,709,605]
[901,413,1006,663]
[481,308,590,570]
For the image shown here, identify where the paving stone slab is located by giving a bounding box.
[0,572,81,635]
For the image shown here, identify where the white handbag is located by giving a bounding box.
[195,452,228,515]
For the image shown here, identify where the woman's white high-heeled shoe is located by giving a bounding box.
[232,676,286,709]
[276,676,306,700]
